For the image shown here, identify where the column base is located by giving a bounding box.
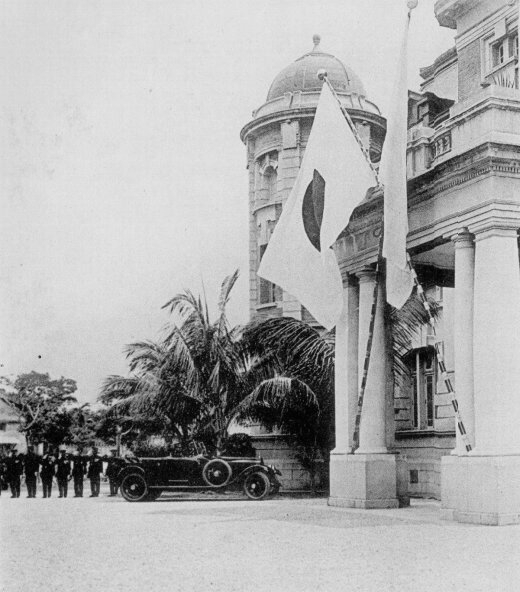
[441,454,520,525]
[328,453,400,509]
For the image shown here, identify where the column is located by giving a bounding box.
[329,277,359,500]
[356,269,388,454]
[441,223,520,525]
[472,226,520,455]
[329,266,398,509]
[452,229,475,453]
[331,276,359,454]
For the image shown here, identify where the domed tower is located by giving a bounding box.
[241,36,386,322]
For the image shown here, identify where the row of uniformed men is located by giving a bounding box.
[0,446,121,498]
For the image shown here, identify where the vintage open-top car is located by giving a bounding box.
[117,453,281,502]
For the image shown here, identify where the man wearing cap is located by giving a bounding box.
[40,451,56,498]
[56,449,71,498]
[24,446,40,498]
[87,447,103,497]
[72,450,87,497]
[0,455,6,496]
[5,449,23,498]
[105,450,121,496]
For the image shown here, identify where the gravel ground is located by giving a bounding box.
[1,489,519,592]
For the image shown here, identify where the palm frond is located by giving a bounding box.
[124,341,167,374]
[217,269,239,335]
[388,293,440,390]
[162,290,208,333]
[243,316,334,390]
[235,376,320,426]
[99,375,139,404]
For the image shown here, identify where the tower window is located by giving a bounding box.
[258,244,276,304]
[264,166,277,201]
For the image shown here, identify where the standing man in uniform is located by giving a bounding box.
[40,451,56,498]
[105,450,120,496]
[5,449,22,498]
[72,450,87,497]
[24,446,40,498]
[0,454,6,496]
[56,449,71,498]
[87,447,103,497]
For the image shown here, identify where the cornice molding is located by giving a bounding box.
[409,142,520,205]
[240,107,386,143]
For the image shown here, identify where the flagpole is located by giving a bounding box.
[319,0,473,454]
[319,72,385,452]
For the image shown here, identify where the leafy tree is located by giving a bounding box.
[95,405,165,452]
[0,372,77,447]
[65,404,101,451]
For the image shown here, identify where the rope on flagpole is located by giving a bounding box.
[320,74,385,452]
[319,74,382,187]
[407,254,473,452]
[321,68,473,454]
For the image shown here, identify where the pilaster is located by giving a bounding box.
[451,228,475,453]
[329,277,359,501]
[442,220,520,525]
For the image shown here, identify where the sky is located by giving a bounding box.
[0,0,455,404]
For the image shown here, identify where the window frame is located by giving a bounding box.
[483,29,519,77]
[409,348,437,431]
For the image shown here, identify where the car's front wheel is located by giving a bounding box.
[120,473,148,502]
[243,471,271,500]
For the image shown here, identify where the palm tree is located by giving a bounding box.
[160,269,283,450]
[236,317,335,491]
[100,270,268,451]
[100,343,201,445]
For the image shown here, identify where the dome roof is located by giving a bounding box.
[266,35,366,102]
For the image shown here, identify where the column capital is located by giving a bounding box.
[344,273,359,289]
[451,228,474,248]
[469,218,520,241]
[356,268,377,284]
[472,226,519,242]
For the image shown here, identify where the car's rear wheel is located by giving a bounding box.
[243,471,271,500]
[202,459,232,487]
[120,473,148,502]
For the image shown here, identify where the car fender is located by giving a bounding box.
[238,464,272,481]
[117,465,145,482]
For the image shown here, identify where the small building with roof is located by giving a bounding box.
[0,400,26,454]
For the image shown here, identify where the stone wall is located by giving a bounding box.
[394,435,454,499]
[251,435,327,492]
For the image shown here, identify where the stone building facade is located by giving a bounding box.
[242,0,520,523]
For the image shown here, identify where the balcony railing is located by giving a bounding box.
[430,131,452,161]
